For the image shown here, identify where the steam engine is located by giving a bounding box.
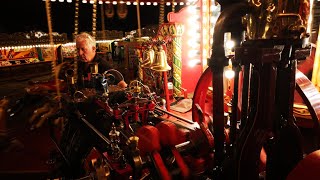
[50,0,320,180]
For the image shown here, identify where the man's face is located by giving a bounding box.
[76,40,96,62]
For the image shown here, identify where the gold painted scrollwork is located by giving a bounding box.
[245,0,311,40]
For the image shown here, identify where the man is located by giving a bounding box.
[53,32,128,178]
[75,32,127,89]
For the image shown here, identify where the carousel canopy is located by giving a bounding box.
[44,0,194,6]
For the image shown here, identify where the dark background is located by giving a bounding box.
[0,0,185,38]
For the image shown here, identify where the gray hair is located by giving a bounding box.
[75,32,96,47]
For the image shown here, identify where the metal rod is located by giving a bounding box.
[77,112,111,145]
[100,3,106,39]
[163,71,170,111]
[136,0,141,38]
[50,136,71,167]
[155,106,194,124]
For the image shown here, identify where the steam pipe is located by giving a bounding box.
[209,1,251,171]
[210,2,250,65]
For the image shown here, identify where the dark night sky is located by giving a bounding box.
[0,0,185,39]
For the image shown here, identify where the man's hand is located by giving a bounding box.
[117,80,127,88]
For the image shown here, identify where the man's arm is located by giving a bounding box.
[99,56,127,88]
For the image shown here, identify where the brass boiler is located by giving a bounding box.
[245,0,311,40]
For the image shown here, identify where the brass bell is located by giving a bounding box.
[150,45,171,72]
[141,45,155,68]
